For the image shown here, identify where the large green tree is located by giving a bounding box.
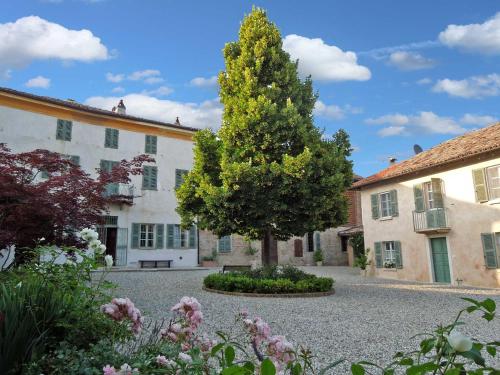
[177,8,353,264]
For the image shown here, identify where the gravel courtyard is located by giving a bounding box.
[106,267,500,371]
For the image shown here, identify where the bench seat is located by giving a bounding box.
[139,260,172,268]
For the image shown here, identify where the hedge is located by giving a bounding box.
[203,273,334,294]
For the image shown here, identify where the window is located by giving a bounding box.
[142,166,158,190]
[145,135,157,154]
[105,128,119,149]
[370,190,398,219]
[167,224,197,249]
[175,169,188,189]
[374,241,402,268]
[314,232,321,251]
[424,182,435,209]
[486,166,500,200]
[41,154,80,179]
[414,179,444,211]
[480,233,500,269]
[341,236,348,252]
[307,232,314,252]
[56,119,72,141]
[218,235,232,253]
[140,224,155,249]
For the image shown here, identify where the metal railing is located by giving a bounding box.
[103,183,134,198]
[412,208,449,232]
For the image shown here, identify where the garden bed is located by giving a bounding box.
[202,265,334,295]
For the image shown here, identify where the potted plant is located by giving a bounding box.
[313,249,324,266]
[353,248,371,276]
[201,249,218,267]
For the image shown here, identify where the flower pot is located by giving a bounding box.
[359,269,367,277]
[201,260,217,267]
[316,261,323,266]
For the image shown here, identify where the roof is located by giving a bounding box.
[0,87,199,133]
[338,225,363,236]
[353,121,500,189]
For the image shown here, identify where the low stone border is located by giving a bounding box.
[202,286,335,298]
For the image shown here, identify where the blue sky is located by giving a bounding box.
[1,1,500,177]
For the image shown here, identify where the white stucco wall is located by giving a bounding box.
[0,104,197,267]
[360,158,500,288]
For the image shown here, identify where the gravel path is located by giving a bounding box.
[105,267,500,372]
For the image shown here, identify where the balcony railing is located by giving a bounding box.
[104,183,134,205]
[412,208,450,234]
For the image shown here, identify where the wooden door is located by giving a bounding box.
[294,239,303,257]
[430,237,451,283]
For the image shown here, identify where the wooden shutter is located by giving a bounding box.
[150,167,158,190]
[166,224,174,248]
[100,160,110,172]
[64,121,72,141]
[188,225,197,248]
[481,233,498,269]
[56,119,65,139]
[371,194,380,219]
[389,189,398,217]
[413,184,425,212]
[112,129,119,148]
[175,169,187,189]
[314,232,321,250]
[472,169,488,203]
[131,223,140,248]
[145,135,151,153]
[431,178,444,208]
[105,128,112,147]
[294,239,303,257]
[374,242,383,268]
[394,241,403,269]
[156,224,164,249]
[145,135,157,154]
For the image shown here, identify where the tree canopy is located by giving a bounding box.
[177,8,353,263]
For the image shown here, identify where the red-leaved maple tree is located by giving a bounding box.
[0,143,154,263]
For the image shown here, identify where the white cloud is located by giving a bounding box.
[366,111,469,137]
[84,94,222,129]
[388,51,436,71]
[25,75,50,88]
[417,78,432,85]
[432,74,500,99]
[359,40,440,60]
[439,13,500,54]
[282,34,371,82]
[314,100,362,120]
[190,75,218,88]
[106,73,124,83]
[141,86,173,97]
[111,86,125,93]
[460,113,497,126]
[128,69,161,82]
[0,16,109,76]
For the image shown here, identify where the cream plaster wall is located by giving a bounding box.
[361,158,500,288]
[0,105,197,267]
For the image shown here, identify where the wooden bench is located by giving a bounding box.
[221,265,252,273]
[139,260,172,269]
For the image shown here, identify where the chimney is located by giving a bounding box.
[116,100,126,115]
[388,157,397,165]
[175,117,181,126]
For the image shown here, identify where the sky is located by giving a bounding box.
[1,1,500,177]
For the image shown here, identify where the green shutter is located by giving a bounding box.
[472,169,488,203]
[65,121,72,141]
[142,166,157,190]
[70,155,80,166]
[145,135,157,154]
[431,178,444,208]
[175,169,188,189]
[481,233,498,269]
[131,223,140,248]
[371,194,380,219]
[105,128,112,147]
[100,160,109,173]
[56,119,65,139]
[156,224,164,249]
[142,166,150,189]
[56,119,72,141]
[226,236,232,251]
[374,242,383,268]
[105,128,118,148]
[113,129,119,148]
[150,167,158,190]
[394,241,403,269]
[166,224,174,248]
[389,189,398,217]
[413,184,425,212]
[189,225,197,248]
[314,232,321,250]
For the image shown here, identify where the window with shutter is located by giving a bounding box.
[314,232,321,251]
[175,169,189,189]
[481,233,498,269]
[142,166,158,190]
[131,223,140,248]
[430,178,444,208]
[389,189,398,216]
[167,224,174,248]
[374,242,383,268]
[105,128,119,149]
[472,169,488,202]
[56,119,72,141]
[166,224,191,249]
[145,135,157,154]
[156,224,164,249]
[188,225,197,248]
[370,194,380,219]
[394,241,403,269]
[218,235,232,253]
[486,166,500,200]
[413,184,425,212]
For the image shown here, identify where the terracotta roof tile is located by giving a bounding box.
[353,121,500,188]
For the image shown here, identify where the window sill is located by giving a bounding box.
[379,216,393,221]
[487,198,500,205]
[382,268,397,272]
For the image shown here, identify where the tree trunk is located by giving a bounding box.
[261,228,278,266]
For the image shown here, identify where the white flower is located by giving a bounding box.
[88,239,103,252]
[178,352,192,363]
[79,228,99,242]
[105,255,114,268]
[447,330,473,352]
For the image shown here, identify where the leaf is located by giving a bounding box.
[444,369,461,375]
[486,346,497,357]
[351,363,365,375]
[459,347,485,366]
[399,358,414,366]
[481,298,496,313]
[406,362,440,375]
[461,297,481,306]
[318,359,344,375]
[225,345,235,365]
[210,343,225,356]
[261,358,276,375]
[291,363,302,375]
[419,338,436,354]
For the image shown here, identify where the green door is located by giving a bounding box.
[430,237,451,283]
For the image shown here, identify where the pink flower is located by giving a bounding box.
[244,316,271,346]
[103,365,116,375]
[101,298,143,334]
[156,355,175,366]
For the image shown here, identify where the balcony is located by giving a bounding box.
[104,183,134,205]
[412,208,450,234]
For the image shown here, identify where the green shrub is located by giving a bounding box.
[313,249,323,262]
[203,268,334,294]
